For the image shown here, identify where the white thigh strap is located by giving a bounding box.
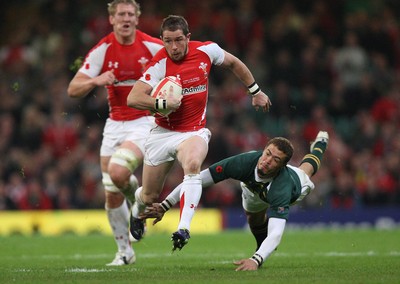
[102,172,119,193]
[110,148,140,172]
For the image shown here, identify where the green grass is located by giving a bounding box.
[0,229,399,283]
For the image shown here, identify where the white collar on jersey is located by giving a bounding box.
[254,167,273,185]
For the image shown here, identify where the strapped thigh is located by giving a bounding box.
[102,172,119,193]
[110,148,140,172]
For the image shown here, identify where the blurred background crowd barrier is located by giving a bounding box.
[1,0,400,218]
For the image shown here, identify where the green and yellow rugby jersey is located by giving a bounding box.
[208,150,302,220]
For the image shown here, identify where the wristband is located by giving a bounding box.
[248,82,261,97]
[251,253,264,267]
[155,98,167,110]
[160,199,173,212]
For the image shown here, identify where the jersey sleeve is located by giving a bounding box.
[138,30,164,56]
[143,41,164,56]
[267,169,301,220]
[197,42,225,66]
[138,57,167,88]
[208,151,260,183]
[78,42,110,78]
[268,205,290,220]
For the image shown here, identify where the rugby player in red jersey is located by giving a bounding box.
[67,0,163,266]
[127,15,272,251]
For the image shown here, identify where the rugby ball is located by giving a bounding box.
[150,76,182,116]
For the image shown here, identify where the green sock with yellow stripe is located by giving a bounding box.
[301,141,327,176]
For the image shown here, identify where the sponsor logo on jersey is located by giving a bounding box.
[183,77,199,84]
[182,84,207,95]
[108,61,119,69]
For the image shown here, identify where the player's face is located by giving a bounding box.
[257,144,287,178]
[110,4,138,43]
[162,30,190,62]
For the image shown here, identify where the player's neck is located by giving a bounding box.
[115,32,136,45]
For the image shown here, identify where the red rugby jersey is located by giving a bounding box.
[79,31,163,121]
[140,41,225,131]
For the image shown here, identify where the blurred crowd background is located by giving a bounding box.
[1,0,400,212]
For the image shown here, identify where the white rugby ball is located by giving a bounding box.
[150,76,182,116]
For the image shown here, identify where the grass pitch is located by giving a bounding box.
[0,229,399,284]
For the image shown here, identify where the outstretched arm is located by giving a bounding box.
[140,169,215,224]
[234,218,286,271]
[67,71,116,98]
[221,51,272,112]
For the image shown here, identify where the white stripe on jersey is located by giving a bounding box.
[197,42,225,65]
[139,58,168,88]
[79,42,111,78]
[143,41,164,56]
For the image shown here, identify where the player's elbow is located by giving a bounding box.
[128,82,153,109]
[67,85,78,98]
[127,86,145,107]
[67,82,86,99]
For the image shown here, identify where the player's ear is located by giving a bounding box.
[186,33,191,41]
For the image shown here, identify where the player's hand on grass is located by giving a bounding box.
[139,203,166,225]
[233,258,259,271]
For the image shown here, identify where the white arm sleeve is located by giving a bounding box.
[164,169,215,207]
[79,42,109,78]
[255,218,286,261]
[198,43,225,65]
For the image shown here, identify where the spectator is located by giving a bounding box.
[0,180,17,210]
[16,178,53,210]
[332,31,369,90]
[330,170,356,209]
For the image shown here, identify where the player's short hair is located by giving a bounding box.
[160,15,190,37]
[107,0,141,17]
[266,137,294,165]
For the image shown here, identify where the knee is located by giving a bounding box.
[183,159,202,174]
[108,164,130,189]
[109,148,141,187]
